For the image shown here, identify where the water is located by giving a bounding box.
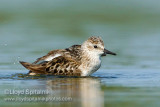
[0,0,160,107]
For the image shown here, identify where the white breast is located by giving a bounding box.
[45,54,61,61]
[88,59,101,75]
[80,57,101,76]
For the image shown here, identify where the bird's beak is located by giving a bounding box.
[102,48,116,56]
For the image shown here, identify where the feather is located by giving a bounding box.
[20,56,81,76]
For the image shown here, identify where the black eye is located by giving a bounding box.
[94,45,98,48]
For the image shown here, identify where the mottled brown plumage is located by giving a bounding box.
[20,36,116,76]
[20,56,81,76]
[33,45,81,64]
[87,36,104,46]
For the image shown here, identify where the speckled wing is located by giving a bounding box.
[20,56,82,76]
[32,49,67,64]
[65,45,82,61]
[33,45,81,64]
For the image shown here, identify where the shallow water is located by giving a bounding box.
[1,0,160,107]
[1,69,160,107]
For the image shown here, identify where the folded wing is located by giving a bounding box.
[20,56,81,76]
[33,45,81,64]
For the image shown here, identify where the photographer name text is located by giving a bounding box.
[4,89,52,95]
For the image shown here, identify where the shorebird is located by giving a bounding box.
[20,36,116,76]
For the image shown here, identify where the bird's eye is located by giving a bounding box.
[94,45,98,48]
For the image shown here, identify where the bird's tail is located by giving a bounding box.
[19,61,46,74]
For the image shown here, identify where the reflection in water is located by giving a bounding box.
[46,78,104,107]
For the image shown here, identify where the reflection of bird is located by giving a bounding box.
[46,78,104,107]
[20,36,116,76]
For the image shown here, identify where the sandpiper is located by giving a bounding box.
[20,36,116,76]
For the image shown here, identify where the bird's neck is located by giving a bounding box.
[79,51,101,76]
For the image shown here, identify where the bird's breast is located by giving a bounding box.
[80,58,101,76]
[90,59,101,73]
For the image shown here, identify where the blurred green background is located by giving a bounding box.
[0,0,160,107]
[0,0,160,70]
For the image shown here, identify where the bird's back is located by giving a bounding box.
[33,45,82,64]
